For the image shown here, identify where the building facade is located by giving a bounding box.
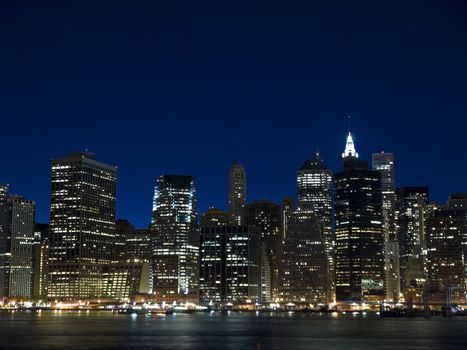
[396,187,429,294]
[279,209,329,303]
[151,175,199,303]
[372,152,400,301]
[48,152,117,300]
[199,225,260,304]
[297,153,334,300]
[243,201,282,302]
[426,207,466,304]
[0,189,36,299]
[334,133,384,301]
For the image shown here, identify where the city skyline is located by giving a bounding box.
[1,1,467,228]
[0,128,466,228]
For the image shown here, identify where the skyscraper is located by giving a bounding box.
[426,207,466,304]
[0,188,36,299]
[48,152,117,300]
[151,175,199,302]
[372,151,400,301]
[199,224,261,304]
[243,201,282,302]
[279,209,329,303]
[396,187,429,294]
[334,132,384,301]
[228,161,246,225]
[297,153,334,300]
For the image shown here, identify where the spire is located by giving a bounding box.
[342,131,359,158]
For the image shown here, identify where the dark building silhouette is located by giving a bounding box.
[199,225,260,304]
[200,208,230,226]
[243,200,282,302]
[228,161,246,225]
[279,209,329,303]
[334,133,384,301]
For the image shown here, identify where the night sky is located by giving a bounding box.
[1,1,467,228]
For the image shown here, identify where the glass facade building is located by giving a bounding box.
[151,175,199,303]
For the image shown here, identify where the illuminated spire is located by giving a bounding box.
[342,132,359,158]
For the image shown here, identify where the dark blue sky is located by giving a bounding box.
[1,1,467,228]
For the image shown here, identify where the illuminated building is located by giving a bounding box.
[0,188,36,299]
[279,209,329,303]
[103,260,150,300]
[151,175,199,303]
[297,153,334,300]
[116,219,152,260]
[199,225,260,304]
[228,160,246,225]
[396,187,429,293]
[48,152,117,300]
[243,201,282,302]
[448,194,467,287]
[281,197,295,239]
[32,224,49,299]
[372,152,400,301]
[334,132,384,301]
[426,207,467,304]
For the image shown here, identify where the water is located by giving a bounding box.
[0,311,466,349]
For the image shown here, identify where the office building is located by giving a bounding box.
[297,153,334,300]
[0,189,36,299]
[426,207,466,304]
[279,209,329,303]
[243,201,282,302]
[48,152,117,299]
[372,152,400,301]
[396,187,429,293]
[199,225,260,304]
[334,132,384,301]
[151,175,199,303]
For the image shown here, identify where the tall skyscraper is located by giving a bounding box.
[48,152,117,299]
[279,209,329,303]
[228,161,246,225]
[199,224,261,304]
[396,187,429,294]
[334,132,384,301]
[296,153,334,300]
[151,175,199,302]
[426,207,467,304]
[0,188,36,299]
[372,151,400,301]
[243,201,282,302]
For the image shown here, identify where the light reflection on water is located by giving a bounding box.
[0,311,466,349]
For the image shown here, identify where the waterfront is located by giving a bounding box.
[0,311,466,349]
